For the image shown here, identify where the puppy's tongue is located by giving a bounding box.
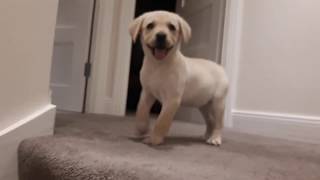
[154,49,167,60]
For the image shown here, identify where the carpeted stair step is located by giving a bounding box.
[18,136,162,180]
[18,112,320,180]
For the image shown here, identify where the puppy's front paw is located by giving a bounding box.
[206,134,222,146]
[143,135,164,145]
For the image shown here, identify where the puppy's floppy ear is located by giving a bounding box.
[178,16,191,43]
[129,15,145,42]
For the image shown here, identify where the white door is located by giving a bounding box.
[176,0,225,63]
[50,0,94,112]
[175,0,226,123]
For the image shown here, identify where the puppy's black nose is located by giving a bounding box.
[156,33,166,41]
[155,33,167,48]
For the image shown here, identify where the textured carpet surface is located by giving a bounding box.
[19,112,320,180]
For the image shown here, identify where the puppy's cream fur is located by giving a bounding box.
[129,11,228,146]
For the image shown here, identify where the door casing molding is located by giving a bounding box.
[87,0,136,115]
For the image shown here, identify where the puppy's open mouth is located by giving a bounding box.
[147,45,173,60]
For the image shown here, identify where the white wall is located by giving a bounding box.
[235,0,320,117]
[229,0,320,143]
[0,0,58,179]
[0,0,58,131]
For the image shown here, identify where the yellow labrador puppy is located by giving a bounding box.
[129,11,228,146]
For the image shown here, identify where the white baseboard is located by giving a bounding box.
[0,104,56,180]
[232,110,320,144]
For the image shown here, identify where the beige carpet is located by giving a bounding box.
[19,112,320,180]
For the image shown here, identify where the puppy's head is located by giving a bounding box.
[129,11,191,61]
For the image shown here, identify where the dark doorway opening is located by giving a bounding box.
[126,0,177,114]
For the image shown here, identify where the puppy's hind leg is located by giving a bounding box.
[135,91,155,138]
[200,104,213,140]
[201,98,225,146]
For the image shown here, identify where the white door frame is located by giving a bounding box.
[87,0,243,128]
[87,0,136,115]
[221,0,243,127]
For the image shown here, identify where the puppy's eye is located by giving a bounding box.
[168,23,176,31]
[146,22,155,30]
